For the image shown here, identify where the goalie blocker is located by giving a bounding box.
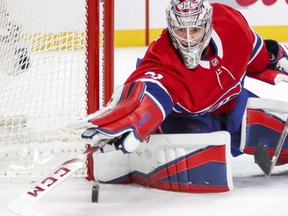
[89,132,233,193]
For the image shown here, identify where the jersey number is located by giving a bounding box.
[145,71,163,80]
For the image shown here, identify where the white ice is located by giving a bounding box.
[1,46,288,216]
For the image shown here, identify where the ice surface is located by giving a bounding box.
[1,46,288,216]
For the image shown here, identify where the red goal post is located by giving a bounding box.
[88,0,114,112]
[0,0,114,181]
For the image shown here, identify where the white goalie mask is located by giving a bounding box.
[166,0,213,69]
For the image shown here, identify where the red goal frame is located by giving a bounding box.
[87,0,114,114]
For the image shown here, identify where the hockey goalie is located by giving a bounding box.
[72,0,288,193]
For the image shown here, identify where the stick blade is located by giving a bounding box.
[7,158,84,215]
[254,145,272,176]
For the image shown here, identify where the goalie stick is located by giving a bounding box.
[6,144,101,216]
[254,117,288,176]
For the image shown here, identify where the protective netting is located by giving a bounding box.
[0,0,92,181]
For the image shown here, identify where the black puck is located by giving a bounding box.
[91,184,99,203]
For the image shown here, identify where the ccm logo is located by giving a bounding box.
[27,167,71,197]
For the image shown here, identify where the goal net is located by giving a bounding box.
[0,0,114,181]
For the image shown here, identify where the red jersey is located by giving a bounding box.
[125,3,270,115]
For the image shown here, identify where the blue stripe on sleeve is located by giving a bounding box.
[144,81,173,118]
[248,32,264,64]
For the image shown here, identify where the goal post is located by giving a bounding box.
[87,0,114,113]
[0,0,114,181]
[102,0,114,107]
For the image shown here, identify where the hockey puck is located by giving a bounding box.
[91,184,99,203]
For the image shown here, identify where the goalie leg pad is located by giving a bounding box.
[92,132,233,193]
[128,144,231,193]
[241,98,288,165]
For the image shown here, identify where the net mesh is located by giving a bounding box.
[0,0,93,181]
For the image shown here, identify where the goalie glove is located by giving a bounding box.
[266,39,288,73]
[71,81,166,153]
[253,40,288,85]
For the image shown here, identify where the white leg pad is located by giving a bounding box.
[92,131,233,192]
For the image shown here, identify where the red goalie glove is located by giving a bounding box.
[91,81,164,137]
[79,81,165,153]
[248,40,288,85]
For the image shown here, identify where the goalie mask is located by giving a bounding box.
[166,0,213,69]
